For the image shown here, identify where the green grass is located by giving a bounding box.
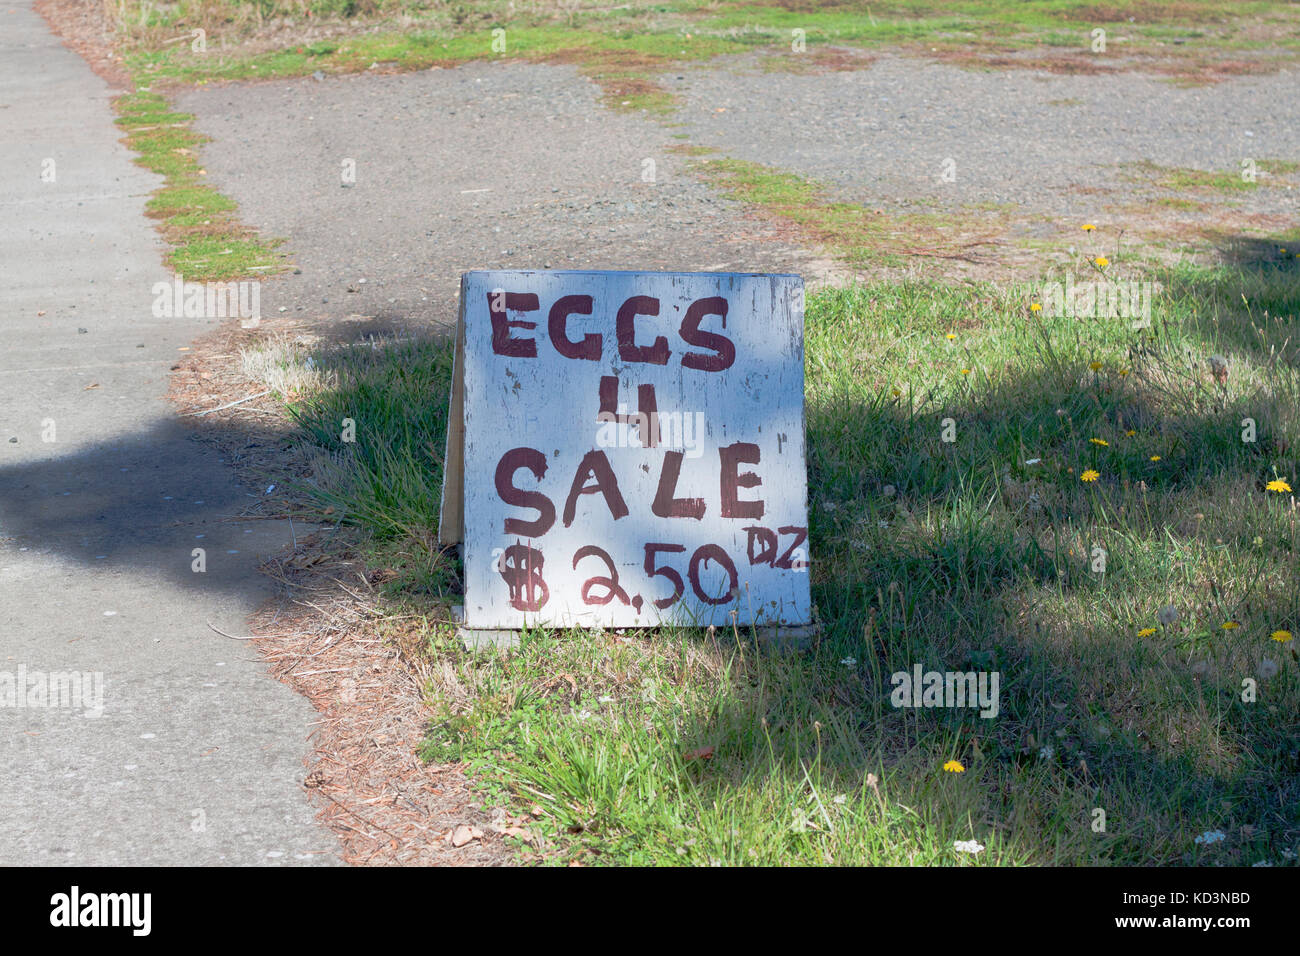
[115,90,285,281]
[284,337,459,599]
[167,236,285,278]
[267,247,1300,866]
[110,0,1300,105]
[1152,197,1210,212]
[1124,160,1261,193]
[695,157,1010,267]
[1258,158,1300,176]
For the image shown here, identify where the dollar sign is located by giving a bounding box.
[500,541,549,612]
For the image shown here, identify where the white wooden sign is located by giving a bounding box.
[439,270,810,630]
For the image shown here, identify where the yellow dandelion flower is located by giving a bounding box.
[1094,256,1109,268]
[1221,621,1240,630]
[945,333,957,340]
[1089,438,1108,447]
[1082,223,1096,232]
[1125,429,1136,437]
[1271,630,1293,643]
[1150,455,1161,462]
[960,368,972,375]
[1266,479,1292,494]
[943,760,965,773]
[1137,627,1157,637]
[1081,469,1100,482]
[891,388,902,397]
[1118,368,1130,377]
[1030,302,1043,312]
[1089,361,1103,371]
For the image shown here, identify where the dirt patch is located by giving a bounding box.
[165,320,304,488]
[248,539,518,867]
[808,45,876,71]
[1061,2,1233,25]
[767,45,877,74]
[539,45,680,108]
[931,50,1118,76]
[545,45,666,72]
[770,0,866,10]
[592,71,672,106]
[925,47,1289,83]
[1155,55,1291,85]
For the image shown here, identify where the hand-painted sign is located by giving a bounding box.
[439,270,810,630]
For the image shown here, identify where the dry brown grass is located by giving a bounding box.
[247,537,519,865]
[1061,2,1234,25]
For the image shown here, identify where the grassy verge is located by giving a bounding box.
[115,90,286,280]
[253,239,1300,866]
[279,335,459,600]
[106,0,1300,111]
[690,154,1300,273]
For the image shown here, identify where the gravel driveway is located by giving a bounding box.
[670,52,1300,217]
[177,61,830,334]
[178,50,1299,312]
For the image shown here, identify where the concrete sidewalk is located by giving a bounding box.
[0,0,340,865]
